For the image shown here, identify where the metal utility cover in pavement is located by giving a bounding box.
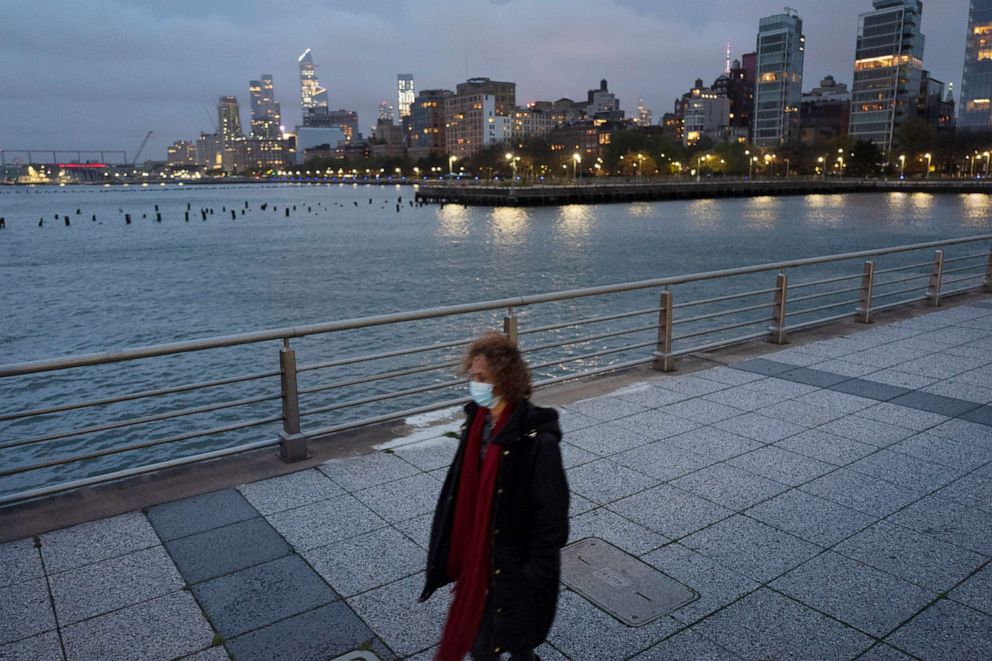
[561,537,698,627]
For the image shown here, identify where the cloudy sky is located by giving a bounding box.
[0,0,972,161]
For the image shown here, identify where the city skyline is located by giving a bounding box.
[0,0,974,158]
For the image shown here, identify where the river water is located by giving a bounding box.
[1,183,990,497]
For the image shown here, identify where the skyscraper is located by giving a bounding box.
[849,0,926,153]
[249,74,281,139]
[298,49,328,112]
[398,74,415,119]
[959,0,992,130]
[218,96,243,143]
[752,10,805,148]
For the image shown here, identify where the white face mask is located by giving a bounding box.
[469,380,500,408]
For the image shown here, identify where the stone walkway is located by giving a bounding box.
[2,300,992,660]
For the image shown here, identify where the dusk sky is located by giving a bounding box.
[1,0,973,161]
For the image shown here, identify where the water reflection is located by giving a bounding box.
[961,193,992,228]
[436,203,469,238]
[625,203,655,217]
[488,206,529,246]
[804,195,841,227]
[912,193,934,210]
[557,204,593,241]
[742,196,779,230]
[687,199,719,230]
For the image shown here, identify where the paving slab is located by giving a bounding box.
[815,414,916,448]
[834,521,988,593]
[809,358,881,377]
[266,494,387,551]
[800,467,924,517]
[889,390,981,418]
[558,441,597,469]
[669,463,787,511]
[612,409,703,441]
[771,551,936,637]
[147,489,257,542]
[961,404,992,427]
[679,515,821,582]
[829,376,914,403]
[630,629,743,661]
[318,452,420,492]
[224,601,376,661]
[393,438,458,472]
[352,473,441,524]
[192,554,337,638]
[758,399,848,428]
[165,517,291,584]
[237,469,345,515]
[0,577,56,646]
[302,526,425,598]
[568,492,596,518]
[0,631,64,661]
[561,395,646,422]
[565,458,656,505]
[564,421,654,457]
[778,366,851,388]
[856,643,917,660]
[545,590,681,660]
[727,446,836,487]
[641,542,760,625]
[49,545,183,625]
[859,369,937,390]
[949,563,992,616]
[656,374,733,396]
[702,385,781,411]
[348,572,449,657]
[934,472,992,513]
[612,438,716,482]
[922,378,992,405]
[886,495,992,556]
[891,431,992,470]
[885,599,992,661]
[60,590,214,661]
[693,366,766,386]
[556,409,601,434]
[925,417,992,449]
[0,538,42,589]
[733,358,794,376]
[41,511,160,573]
[775,428,877,466]
[746,489,876,547]
[608,485,733,540]
[895,353,984,380]
[393,513,433,551]
[613,383,694,408]
[856,402,950,432]
[712,411,807,444]
[665,426,763,462]
[847,449,959,492]
[691,588,873,660]
[567,508,668,557]
[178,647,229,661]
[660,398,746,425]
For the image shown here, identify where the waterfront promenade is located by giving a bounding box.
[2,297,991,659]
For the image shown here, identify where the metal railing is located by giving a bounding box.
[2,235,991,505]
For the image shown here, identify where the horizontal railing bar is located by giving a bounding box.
[298,359,460,396]
[0,394,281,451]
[8,234,988,377]
[672,301,772,325]
[0,415,282,478]
[871,285,928,300]
[670,330,771,357]
[788,299,860,316]
[942,252,989,264]
[0,369,280,423]
[305,397,470,440]
[869,296,929,313]
[672,317,768,341]
[518,307,661,336]
[673,287,778,309]
[789,273,863,290]
[0,437,280,506]
[788,286,862,304]
[522,325,658,355]
[784,311,858,332]
[942,265,986,276]
[872,273,932,287]
[301,377,464,417]
[942,273,987,286]
[533,357,655,388]
[942,285,985,297]
[874,260,936,274]
[297,336,473,373]
[528,340,659,371]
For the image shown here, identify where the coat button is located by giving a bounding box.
[494,647,502,654]
[493,528,500,535]
[502,449,510,456]
[496,607,503,613]
[494,568,501,575]
[497,488,503,495]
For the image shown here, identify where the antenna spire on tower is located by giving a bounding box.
[726,41,731,74]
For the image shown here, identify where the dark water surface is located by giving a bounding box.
[2,183,990,496]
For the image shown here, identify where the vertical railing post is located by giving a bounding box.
[503,306,518,344]
[984,243,992,293]
[927,249,944,306]
[653,288,675,372]
[856,259,875,323]
[278,339,308,462]
[769,272,789,344]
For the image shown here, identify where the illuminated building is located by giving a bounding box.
[800,76,851,145]
[849,0,926,153]
[249,75,281,139]
[635,99,654,126]
[753,10,805,147]
[680,80,731,146]
[443,78,516,158]
[166,140,197,166]
[410,89,452,157]
[299,49,329,130]
[378,101,395,122]
[959,0,992,130]
[398,74,415,119]
[511,106,555,140]
[218,96,243,143]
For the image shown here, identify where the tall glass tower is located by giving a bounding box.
[398,74,415,119]
[959,0,992,130]
[249,75,281,139]
[849,0,926,154]
[752,10,805,148]
[217,96,243,143]
[298,49,328,112]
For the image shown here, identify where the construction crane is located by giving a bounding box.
[131,131,153,165]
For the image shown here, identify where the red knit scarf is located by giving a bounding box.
[436,405,512,661]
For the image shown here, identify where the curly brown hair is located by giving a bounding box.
[462,331,533,403]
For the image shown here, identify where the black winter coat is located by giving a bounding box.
[420,399,570,653]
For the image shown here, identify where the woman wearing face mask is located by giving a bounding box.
[420,331,569,661]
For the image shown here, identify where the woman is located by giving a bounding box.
[420,331,570,660]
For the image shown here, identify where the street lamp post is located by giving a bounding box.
[899,154,906,179]
[817,156,825,178]
[984,151,991,177]
[745,150,751,178]
[573,152,582,182]
[924,153,932,179]
[448,155,457,176]
[783,158,790,177]
[696,154,709,182]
